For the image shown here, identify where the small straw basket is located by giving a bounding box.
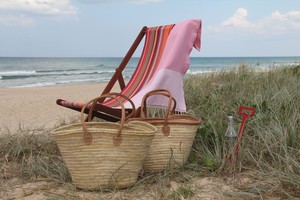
[51,93,156,190]
[130,89,201,172]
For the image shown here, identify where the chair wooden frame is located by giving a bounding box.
[57,26,148,122]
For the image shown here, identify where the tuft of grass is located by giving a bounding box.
[168,186,194,199]
[0,127,71,183]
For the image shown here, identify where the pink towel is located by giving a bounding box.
[124,19,202,112]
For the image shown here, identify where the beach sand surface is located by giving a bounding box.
[0,83,120,132]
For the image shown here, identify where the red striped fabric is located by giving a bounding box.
[103,24,174,107]
[60,101,85,109]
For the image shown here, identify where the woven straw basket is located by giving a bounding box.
[130,89,201,172]
[52,94,156,190]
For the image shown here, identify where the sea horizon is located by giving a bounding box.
[1,56,299,88]
[1,55,300,58]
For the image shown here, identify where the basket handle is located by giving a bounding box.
[140,89,177,136]
[81,93,127,146]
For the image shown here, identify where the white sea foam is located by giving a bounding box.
[11,82,56,88]
[9,78,103,88]
[187,69,218,75]
[0,70,37,76]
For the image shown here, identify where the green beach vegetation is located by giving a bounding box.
[185,64,300,197]
[0,65,299,199]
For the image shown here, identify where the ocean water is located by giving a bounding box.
[0,57,299,88]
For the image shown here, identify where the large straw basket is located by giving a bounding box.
[51,93,156,190]
[130,89,201,172]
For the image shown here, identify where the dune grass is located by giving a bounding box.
[0,65,299,198]
[0,127,71,183]
[184,65,300,197]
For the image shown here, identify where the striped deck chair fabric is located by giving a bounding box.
[58,24,175,110]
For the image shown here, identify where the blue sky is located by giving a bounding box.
[0,0,299,57]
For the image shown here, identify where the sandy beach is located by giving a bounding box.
[0,83,118,132]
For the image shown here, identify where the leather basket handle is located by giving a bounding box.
[140,89,177,136]
[81,93,131,146]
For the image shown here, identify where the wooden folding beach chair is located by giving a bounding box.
[56,19,202,122]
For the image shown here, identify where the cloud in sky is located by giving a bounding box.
[222,8,250,28]
[270,10,300,30]
[128,0,163,4]
[0,0,77,26]
[0,13,33,26]
[210,8,300,34]
[74,0,163,4]
[0,0,162,25]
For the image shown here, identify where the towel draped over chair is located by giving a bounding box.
[124,19,202,112]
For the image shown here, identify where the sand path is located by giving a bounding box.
[0,83,118,132]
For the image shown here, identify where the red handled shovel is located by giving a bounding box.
[235,106,255,158]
